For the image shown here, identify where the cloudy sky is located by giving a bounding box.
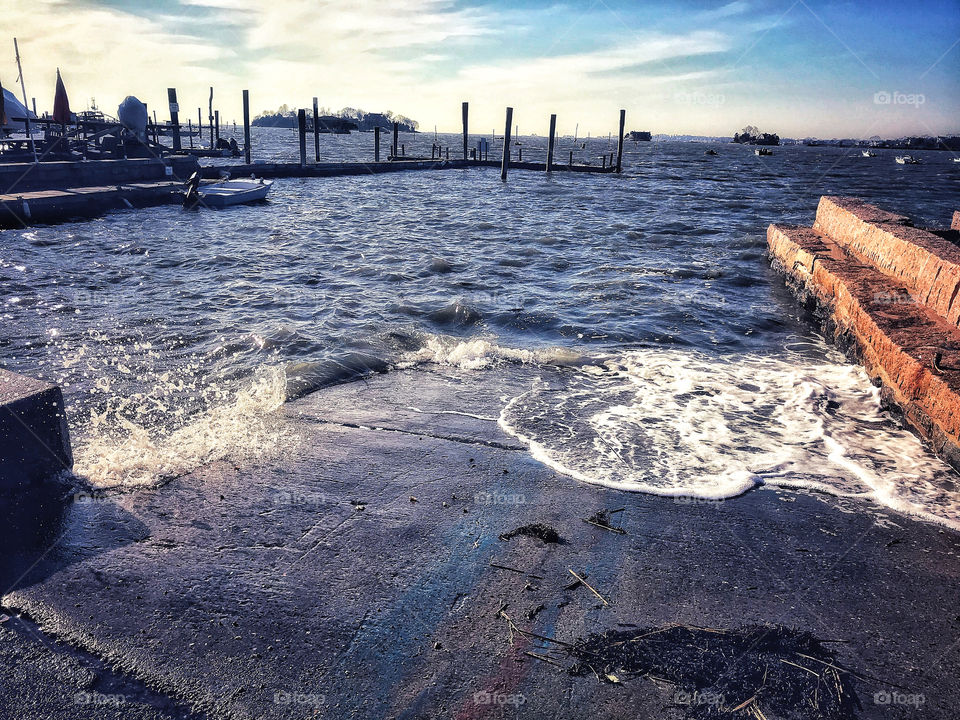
[1,0,958,138]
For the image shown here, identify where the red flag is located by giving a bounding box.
[53,68,70,124]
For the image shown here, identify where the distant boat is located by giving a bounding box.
[953,157,960,163]
[861,150,877,157]
[895,155,920,164]
[704,149,718,156]
[184,173,272,208]
[755,148,773,156]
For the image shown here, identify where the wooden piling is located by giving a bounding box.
[374,126,381,162]
[167,88,181,152]
[215,110,220,143]
[546,114,556,173]
[462,101,469,160]
[312,97,320,163]
[208,87,214,149]
[188,119,194,149]
[298,109,307,166]
[392,122,399,159]
[616,108,625,173]
[569,150,573,165]
[242,89,251,164]
[500,107,513,181]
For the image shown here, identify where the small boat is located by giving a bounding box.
[953,157,960,163]
[755,148,773,156]
[895,155,920,164]
[704,149,718,156]
[183,173,272,208]
[861,150,876,157]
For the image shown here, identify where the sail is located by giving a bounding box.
[53,68,71,124]
[1,87,33,130]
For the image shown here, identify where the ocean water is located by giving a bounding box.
[3,128,960,529]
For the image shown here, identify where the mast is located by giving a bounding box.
[13,38,38,163]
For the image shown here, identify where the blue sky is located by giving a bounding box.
[3,0,958,137]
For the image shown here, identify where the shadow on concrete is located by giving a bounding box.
[0,477,150,594]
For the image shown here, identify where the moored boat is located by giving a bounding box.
[183,173,272,208]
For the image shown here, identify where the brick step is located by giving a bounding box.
[768,222,960,466]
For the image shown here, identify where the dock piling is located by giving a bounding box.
[462,101,469,160]
[569,150,573,166]
[616,108,625,173]
[168,88,181,152]
[501,107,513,181]
[546,114,556,173]
[392,122,399,159]
[313,97,320,163]
[298,109,307,167]
[215,110,220,143]
[242,90,251,164]
[375,126,380,162]
[208,87,214,149]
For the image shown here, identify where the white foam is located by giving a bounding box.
[73,366,288,489]
[398,333,582,371]
[499,348,960,532]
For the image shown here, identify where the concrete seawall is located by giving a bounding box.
[0,369,72,488]
[768,196,960,469]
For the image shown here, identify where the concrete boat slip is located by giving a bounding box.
[2,368,958,719]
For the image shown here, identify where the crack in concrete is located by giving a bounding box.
[301,417,527,452]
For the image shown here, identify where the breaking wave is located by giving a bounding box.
[499,348,960,531]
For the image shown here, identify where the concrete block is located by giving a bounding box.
[0,369,72,488]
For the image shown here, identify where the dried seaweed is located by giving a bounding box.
[568,624,861,719]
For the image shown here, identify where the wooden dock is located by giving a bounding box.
[0,181,186,228]
[0,156,619,229]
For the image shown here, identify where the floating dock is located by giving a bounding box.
[769,196,960,468]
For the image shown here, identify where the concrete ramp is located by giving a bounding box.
[2,367,959,718]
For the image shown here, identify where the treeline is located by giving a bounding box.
[731,125,780,146]
[252,105,419,133]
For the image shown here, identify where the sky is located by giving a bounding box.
[1,0,958,138]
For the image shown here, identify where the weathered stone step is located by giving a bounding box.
[814,196,960,326]
[768,221,960,468]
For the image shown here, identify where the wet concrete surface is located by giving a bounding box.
[2,367,959,719]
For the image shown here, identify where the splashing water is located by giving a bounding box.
[499,348,960,531]
[71,365,288,489]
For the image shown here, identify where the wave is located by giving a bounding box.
[498,348,960,532]
[73,366,287,489]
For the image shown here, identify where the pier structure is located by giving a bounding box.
[769,197,960,469]
[0,98,628,228]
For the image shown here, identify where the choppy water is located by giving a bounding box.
[3,129,960,528]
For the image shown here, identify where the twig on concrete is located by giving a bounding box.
[568,569,609,605]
